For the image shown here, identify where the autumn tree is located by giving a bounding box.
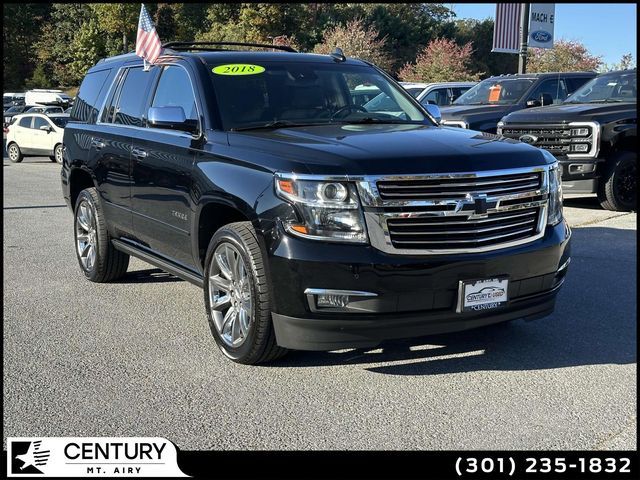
[313,19,393,71]
[600,53,636,72]
[527,39,602,73]
[398,38,482,83]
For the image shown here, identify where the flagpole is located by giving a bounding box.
[518,3,531,74]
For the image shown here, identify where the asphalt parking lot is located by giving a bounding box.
[3,154,637,451]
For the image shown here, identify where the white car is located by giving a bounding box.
[400,82,478,106]
[6,113,69,164]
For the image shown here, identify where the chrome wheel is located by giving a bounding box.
[208,243,253,348]
[8,144,19,162]
[75,200,97,271]
[55,145,63,164]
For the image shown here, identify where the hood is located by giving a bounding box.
[225,123,551,176]
[500,101,637,124]
[440,104,519,130]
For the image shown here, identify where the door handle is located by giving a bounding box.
[131,147,148,159]
[91,138,105,150]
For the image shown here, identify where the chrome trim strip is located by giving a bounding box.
[557,257,571,272]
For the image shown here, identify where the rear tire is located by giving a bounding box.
[597,151,637,212]
[74,188,130,282]
[7,142,23,163]
[203,221,288,365]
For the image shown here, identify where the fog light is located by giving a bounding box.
[317,294,349,308]
[304,288,378,313]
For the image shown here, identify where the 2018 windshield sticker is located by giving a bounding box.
[212,64,265,75]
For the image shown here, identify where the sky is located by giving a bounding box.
[448,3,637,66]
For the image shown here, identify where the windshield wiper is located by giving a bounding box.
[231,120,327,131]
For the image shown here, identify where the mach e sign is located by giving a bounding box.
[529,3,555,49]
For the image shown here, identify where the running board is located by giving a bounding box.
[111,239,204,288]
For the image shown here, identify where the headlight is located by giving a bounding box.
[275,175,368,243]
[547,161,563,226]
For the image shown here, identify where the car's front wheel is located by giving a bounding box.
[203,222,287,364]
[598,151,637,212]
[7,142,23,163]
[74,188,130,282]
[50,144,64,164]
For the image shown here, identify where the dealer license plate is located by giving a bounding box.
[456,277,509,313]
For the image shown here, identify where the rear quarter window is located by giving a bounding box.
[71,68,112,123]
[18,116,32,128]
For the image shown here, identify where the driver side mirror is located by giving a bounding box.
[148,106,198,134]
[39,125,52,133]
[424,103,442,124]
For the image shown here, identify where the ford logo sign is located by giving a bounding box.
[531,30,552,43]
[519,134,538,144]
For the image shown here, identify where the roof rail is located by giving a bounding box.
[161,41,297,53]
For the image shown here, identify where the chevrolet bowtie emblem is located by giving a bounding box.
[455,193,496,218]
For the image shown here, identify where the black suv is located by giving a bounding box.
[439,72,596,133]
[62,42,571,364]
[498,69,637,212]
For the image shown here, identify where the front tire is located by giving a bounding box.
[7,142,23,163]
[53,144,63,164]
[74,188,129,282]
[597,151,637,212]
[203,222,287,365]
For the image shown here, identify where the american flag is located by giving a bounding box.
[136,4,163,64]
[492,3,523,53]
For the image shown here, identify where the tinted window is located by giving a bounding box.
[71,68,111,123]
[50,117,69,128]
[404,87,424,98]
[113,67,155,127]
[151,66,198,121]
[451,87,471,101]
[209,63,428,130]
[32,117,50,129]
[18,116,32,128]
[421,88,450,106]
[455,78,535,105]
[527,79,568,104]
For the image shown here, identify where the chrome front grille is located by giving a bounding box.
[377,171,542,200]
[499,122,600,158]
[357,166,550,255]
[386,207,539,250]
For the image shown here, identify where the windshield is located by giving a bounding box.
[564,71,636,104]
[5,106,24,113]
[454,78,535,105]
[50,117,69,128]
[208,62,429,130]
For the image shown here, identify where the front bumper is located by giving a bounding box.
[265,220,571,351]
[558,156,601,193]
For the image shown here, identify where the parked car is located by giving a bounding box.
[498,69,636,212]
[6,113,69,164]
[25,105,65,115]
[439,72,597,132]
[3,93,25,112]
[61,42,570,364]
[25,89,73,108]
[400,82,477,106]
[350,84,381,106]
[3,105,30,126]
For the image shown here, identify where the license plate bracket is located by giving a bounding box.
[456,277,509,313]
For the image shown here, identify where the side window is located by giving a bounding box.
[32,117,49,130]
[451,87,471,102]
[422,88,450,106]
[113,67,156,127]
[528,79,568,104]
[72,68,111,123]
[18,116,32,128]
[151,66,198,122]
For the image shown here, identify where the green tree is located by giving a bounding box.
[398,38,482,83]
[25,64,53,89]
[3,3,51,89]
[90,4,140,54]
[68,19,108,84]
[33,3,94,87]
[527,39,603,73]
[313,19,394,71]
[453,18,518,77]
